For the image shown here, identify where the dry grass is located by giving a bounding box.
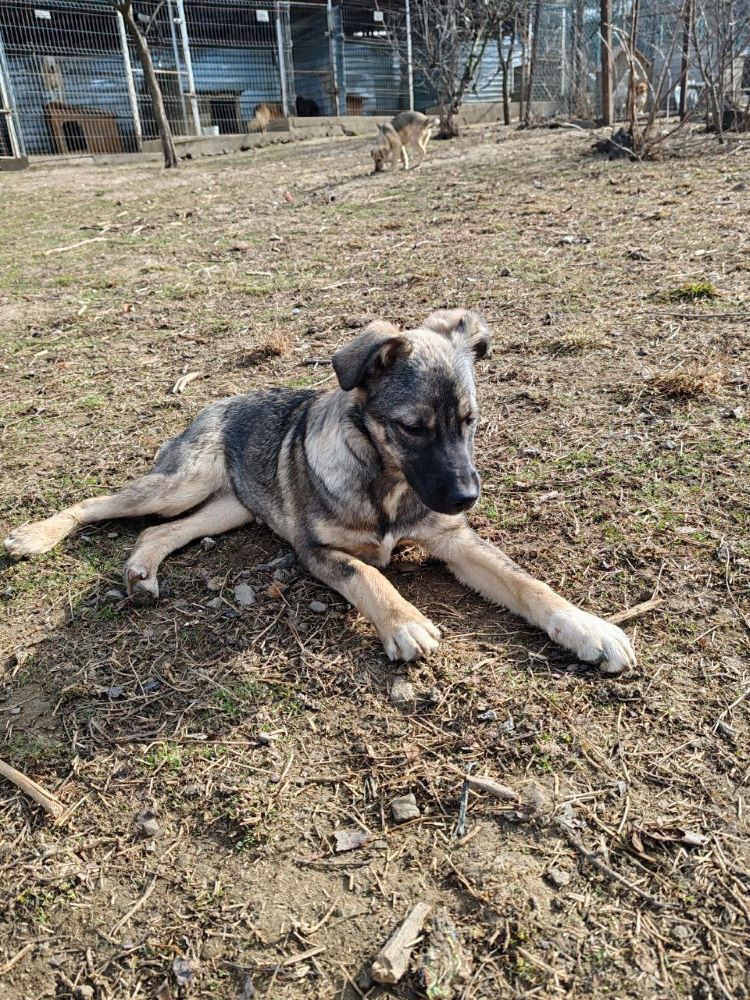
[650,363,724,398]
[0,127,748,1000]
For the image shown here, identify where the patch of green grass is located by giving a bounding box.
[144,742,183,772]
[667,280,718,302]
[6,733,67,766]
[78,393,108,409]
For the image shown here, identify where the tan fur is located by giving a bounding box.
[370,112,439,172]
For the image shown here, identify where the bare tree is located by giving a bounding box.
[113,0,179,168]
[690,0,750,138]
[408,0,500,138]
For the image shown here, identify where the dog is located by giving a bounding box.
[371,111,439,172]
[247,103,284,134]
[3,310,635,674]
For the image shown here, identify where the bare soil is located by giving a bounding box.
[0,126,749,1000]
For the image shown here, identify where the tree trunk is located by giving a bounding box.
[118,0,179,169]
[523,0,543,127]
[600,0,613,125]
[499,24,515,126]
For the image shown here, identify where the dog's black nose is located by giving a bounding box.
[446,487,479,514]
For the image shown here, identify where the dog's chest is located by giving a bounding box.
[340,529,398,568]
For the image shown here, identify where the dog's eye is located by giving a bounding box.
[397,421,427,435]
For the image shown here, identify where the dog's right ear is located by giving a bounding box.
[332,321,411,392]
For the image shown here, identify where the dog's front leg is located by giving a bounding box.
[302,546,440,661]
[423,524,636,674]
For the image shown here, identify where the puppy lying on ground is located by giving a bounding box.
[4,310,635,673]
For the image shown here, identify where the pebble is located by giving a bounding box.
[233,583,256,607]
[389,676,415,708]
[105,589,125,600]
[136,810,160,838]
[391,793,420,824]
[206,597,223,610]
[477,708,498,721]
[309,600,327,614]
[546,868,572,889]
[201,536,216,550]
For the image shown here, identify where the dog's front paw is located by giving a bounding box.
[381,615,440,662]
[4,521,61,559]
[548,607,636,675]
[125,562,160,605]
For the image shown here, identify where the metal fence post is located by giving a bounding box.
[275,3,290,117]
[116,10,143,151]
[326,0,340,115]
[0,23,24,157]
[405,0,414,111]
[600,0,613,124]
[175,0,202,134]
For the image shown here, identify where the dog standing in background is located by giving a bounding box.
[4,309,636,674]
[371,111,439,172]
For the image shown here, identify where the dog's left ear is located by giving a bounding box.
[421,309,491,361]
[332,320,410,391]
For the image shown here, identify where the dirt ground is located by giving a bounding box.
[1,126,749,1000]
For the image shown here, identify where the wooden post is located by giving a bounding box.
[600,0,613,125]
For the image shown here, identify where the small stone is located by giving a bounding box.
[233,583,256,607]
[546,868,571,889]
[309,600,327,614]
[107,531,118,539]
[661,439,677,450]
[500,716,515,733]
[136,809,160,837]
[74,986,95,1000]
[391,793,420,824]
[730,406,745,420]
[206,597,223,610]
[206,576,223,592]
[477,709,498,721]
[389,676,415,708]
[105,589,125,600]
[201,536,216,550]
[499,266,512,277]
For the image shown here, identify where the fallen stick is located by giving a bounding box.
[43,236,108,256]
[608,597,663,626]
[371,902,430,984]
[280,945,326,967]
[0,942,35,976]
[0,760,63,818]
[465,775,520,802]
[556,820,667,909]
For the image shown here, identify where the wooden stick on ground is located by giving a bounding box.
[371,902,431,984]
[608,597,664,626]
[0,942,35,977]
[0,760,63,819]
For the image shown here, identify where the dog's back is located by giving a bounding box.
[391,111,438,143]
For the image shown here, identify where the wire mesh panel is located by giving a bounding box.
[338,1,408,115]
[181,0,290,132]
[0,0,138,155]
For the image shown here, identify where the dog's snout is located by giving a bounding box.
[444,470,480,513]
[446,486,480,514]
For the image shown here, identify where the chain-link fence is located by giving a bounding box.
[1,0,746,159]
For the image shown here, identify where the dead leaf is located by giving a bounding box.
[334,828,372,853]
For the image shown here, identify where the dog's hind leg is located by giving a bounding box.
[4,468,221,560]
[125,493,252,602]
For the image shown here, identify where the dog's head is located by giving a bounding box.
[332,310,490,515]
[370,126,390,172]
